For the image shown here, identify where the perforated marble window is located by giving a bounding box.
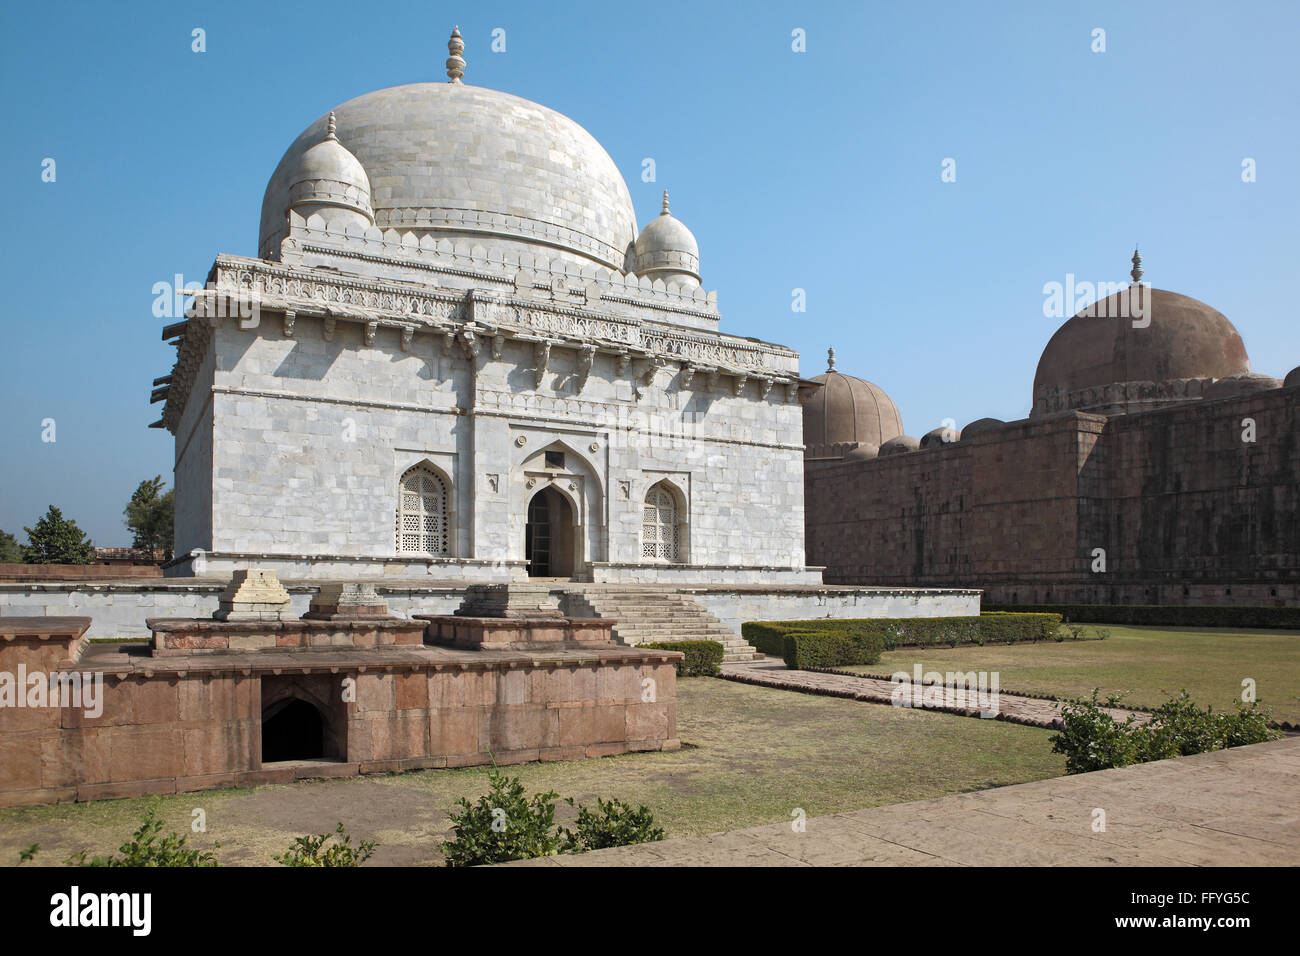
[641,484,680,562]
[396,466,449,556]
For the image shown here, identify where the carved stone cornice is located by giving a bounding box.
[156,256,803,433]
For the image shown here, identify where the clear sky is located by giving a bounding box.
[1,0,1297,545]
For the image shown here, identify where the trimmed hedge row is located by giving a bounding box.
[782,631,885,669]
[640,640,724,677]
[742,613,1065,669]
[983,603,1300,629]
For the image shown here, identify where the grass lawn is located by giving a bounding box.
[847,625,1300,724]
[0,678,1062,867]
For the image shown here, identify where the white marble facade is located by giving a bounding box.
[156,34,818,584]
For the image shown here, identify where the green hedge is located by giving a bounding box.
[640,640,724,677]
[984,603,1300,629]
[782,631,885,669]
[741,612,1062,663]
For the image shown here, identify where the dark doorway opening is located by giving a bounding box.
[525,486,575,578]
[526,491,551,576]
[262,697,325,763]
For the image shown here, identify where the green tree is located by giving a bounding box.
[124,476,174,560]
[0,530,22,563]
[22,506,94,565]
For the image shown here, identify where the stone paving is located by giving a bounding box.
[511,737,1300,866]
[718,659,1151,729]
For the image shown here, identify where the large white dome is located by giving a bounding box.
[258,82,639,271]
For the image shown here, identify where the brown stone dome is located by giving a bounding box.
[803,351,903,458]
[1284,366,1300,389]
[879,435,920,456]
[1032,287,1250,417]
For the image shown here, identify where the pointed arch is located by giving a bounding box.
[642,479,687,563]
[396,462,450,555]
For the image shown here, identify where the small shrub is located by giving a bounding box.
[273,822,376,867]
[1050,691,1145,774]
[69,805,219,867]
[443,767,562,867]
[559,797,665,852]
[18,844,38,865]
[640,640,724,677]
[441,769,666,865]
[1051,689,1282,774]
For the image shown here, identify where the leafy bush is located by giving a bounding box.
[984,603,1300,629]
[443,767,563,867]
[69,805,219,867]
[1050,689,1282,774]
[442,768,665,865]
[273,822,376,867]
[641,640,724,676]
[559,797,665,852]
[18,844,38,865]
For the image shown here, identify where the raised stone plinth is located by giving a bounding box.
[0,617,92,670]
[146,617,425,656]
[213,569,292,621]
[417,613,615,650]
[420,582,614,649]
[302,582,393,621]
[454,583,563,619]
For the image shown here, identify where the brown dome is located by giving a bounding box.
[803,366,903,457]
[879,435,920,456]
[1033,288,1250,416]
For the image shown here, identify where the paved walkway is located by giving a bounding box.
[512,737,1300,866]
[719,659,1151,729]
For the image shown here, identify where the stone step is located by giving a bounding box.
[564,586,761,661]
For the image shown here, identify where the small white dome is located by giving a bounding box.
[633,191,700,287]
[288,112,374,224]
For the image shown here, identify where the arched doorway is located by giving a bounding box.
[525,486,576,578]
[262,697,327,763]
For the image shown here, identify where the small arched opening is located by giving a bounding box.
[642,480,687,564]
[525,486,577,578]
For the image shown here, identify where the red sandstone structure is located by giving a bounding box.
[804,262,1300,606]
[0,580,680,808]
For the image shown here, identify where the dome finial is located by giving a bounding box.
[1130,245,1143,285]
[661,190,670,215]
[446,26,466,83]
[325,111,338,142]
[827,347,836,372]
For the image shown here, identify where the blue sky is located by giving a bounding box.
[2,0,1297,545]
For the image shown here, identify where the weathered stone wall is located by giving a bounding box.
[186,308,809,581]
[0,582,976,642]
[687,587,980,633]
[173,338,216,556]
[806,387,1300,605]
[0,630,680,808]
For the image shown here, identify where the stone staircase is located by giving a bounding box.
[560,586,761,663]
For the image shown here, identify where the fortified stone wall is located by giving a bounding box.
[805,386,1300,605]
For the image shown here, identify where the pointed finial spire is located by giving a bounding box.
[446,26,466,83]
[325,111,338,142]
[827,347,836,372]
[1130,245,1143,284]
[661,190,671,215]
